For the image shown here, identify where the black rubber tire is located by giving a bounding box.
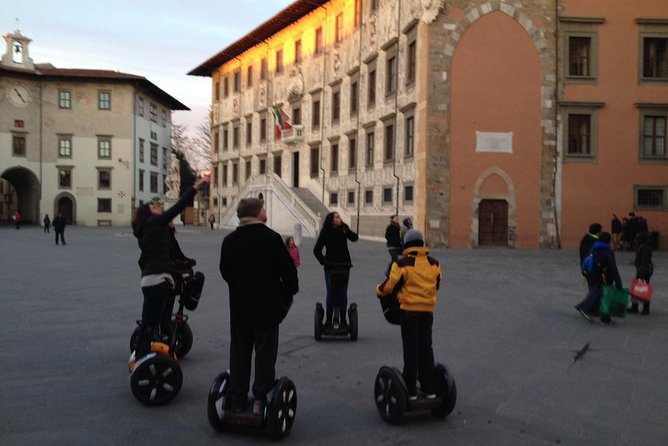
[130,354,182,406]
[129,326,141,353]
[431,363,457,417]
[374,366,407,424]
[314,304,324,341]
[207,370,231,432]
[267,377,297,439]
[173,321,193,358]
[348,304,358,341]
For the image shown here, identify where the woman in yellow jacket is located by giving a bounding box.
[376,229,442,400]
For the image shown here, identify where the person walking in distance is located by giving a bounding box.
[219,198,299,416]
[208,213,216,230]
[53,213,67,245]
[628,231,653,315]
[43,214,51,233]
[385,214,403,264]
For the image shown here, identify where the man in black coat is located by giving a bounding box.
[53,213,67,245]
[385,214,403,263]
[219,198,299,416]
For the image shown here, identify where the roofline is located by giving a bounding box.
[188,0,329,77]
[0,66,190,111]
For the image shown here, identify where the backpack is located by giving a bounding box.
[582,247,607,278]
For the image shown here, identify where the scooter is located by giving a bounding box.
[314,268,358,341]
[207,370,297,440]
[128,268,204,405]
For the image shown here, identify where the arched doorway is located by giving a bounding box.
[478,199,509,246]
[55,193,76,224]
[0,167,40,225]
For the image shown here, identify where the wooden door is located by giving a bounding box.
[478,199,508,246]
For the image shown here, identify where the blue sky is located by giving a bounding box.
[1,0,293,133]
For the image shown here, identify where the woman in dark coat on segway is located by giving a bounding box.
[313,211,359,329]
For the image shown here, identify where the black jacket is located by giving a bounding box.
[313,223,359,271]
[220,223,299,328]
[635,242,654,280]
[579,233,598,265]
[385,223,402,248]
[53,216,66,232]
[133,187,196,277]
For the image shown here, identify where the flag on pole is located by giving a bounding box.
[273,106,292,139]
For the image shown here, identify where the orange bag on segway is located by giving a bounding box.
[630,278,653,302]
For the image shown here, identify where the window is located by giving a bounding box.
[215,82,220,101]
[567,114,592,156]
[59,90,71,109]
[332,90,340,123]
[407,40,417,84]
[162,148,168,169]
[223,126,229,150]
[261,58,268,80]
[569,36,592,77]
[312,98,321,130]
[97,198,111,213]
[371,0,378,12]
[246,121,252,145]
[348,137,357,169]
[150,143,158,166]
[213,166,219,185]
[386,55,397,95]
[139,169,144,192]
[234,70,241,92]
[259,158,267,175]
[295,39,302,64]
[315,27,323,54]
[366,131,375,167]
[292,106,301,125]
[260,116,267,141]
[368,67,376,107]
[98,169,111,189]
[222,163,229,185]
[365,189,373,205]
[404,185,414,204]
[335,13,343,43]
[224,77,229,97]
[233,125,239,148]
[274,155,282,177]
[350,80,358,115]
[329,192,338,206]
[635,186,667,210]
[405,115,415,157]
[383,187,393,204]
[641,113,666,158]
[149,103,157,122]
[58,168,72,188]
[276,49,284,74]
[384,123,394,161]
[98,137,111,159]
[162,109,167,128]
[642,37,668,80]
[232,162,239,184]
[247,65,253,87]
[245,160,252,180]
[330,143,339,173]
[214,131,220,152]
[12,134,26,156]
[14,120,24,128]
[150,172,158,193]
[347,190,355,205]
[58,136,72,158]
[310,146,320,178]
[139,139,145,162]
[98,91,111,110]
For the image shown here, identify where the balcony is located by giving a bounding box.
[281,125,304,145]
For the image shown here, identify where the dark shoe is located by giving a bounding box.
[628,303,639,314]
[600,315,611,325]
[252,399,265,417]
[642,303,650,315]
[577,307,593,323]
[339,314,348,329]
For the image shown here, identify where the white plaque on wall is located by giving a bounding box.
[475,131,513,153]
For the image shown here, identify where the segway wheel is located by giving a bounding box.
[431,363,457,418]
[314,303,324,341]
[207,370,231,432]
[129,325,141,353]
[173,320,193,359]
[267,377,297,439]
[130,353,182,406]
[348,303,358,341]
[374,366,407,424]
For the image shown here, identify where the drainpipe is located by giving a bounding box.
[319,4,329,206]
[355,0,364,234]
[552,0,562,248]
[392,0,401,216]
[39,79,43,218]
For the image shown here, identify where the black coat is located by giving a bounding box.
[635,242,654,280]
[579,233,598,265]
[53,216,66,232]
[313,223,359,271]
[385,223,402,248]
[220,223,299,328]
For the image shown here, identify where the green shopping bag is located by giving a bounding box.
[601,286,630,318]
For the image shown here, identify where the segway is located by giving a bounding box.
[207,370,297,440]
[314,268,358,341]
[373,292,457,424]
[128,268,205,405]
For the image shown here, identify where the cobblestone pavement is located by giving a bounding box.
[1,225,666,445]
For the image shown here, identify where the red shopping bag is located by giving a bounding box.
[630,278,654,302]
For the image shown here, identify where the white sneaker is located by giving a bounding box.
[408,394,418,401]
[425,393,437,400]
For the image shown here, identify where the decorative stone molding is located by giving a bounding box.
[232,93,240,116]
[287,65,304,101]
[420,0,445,24]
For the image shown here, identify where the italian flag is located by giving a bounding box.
[273,106,292,139]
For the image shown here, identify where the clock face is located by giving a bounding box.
[7,84,31,108]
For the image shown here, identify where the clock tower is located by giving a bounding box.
[2,29,35,70]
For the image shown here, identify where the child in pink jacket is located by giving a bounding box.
[285,236,300,267]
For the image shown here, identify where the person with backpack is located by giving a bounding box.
[576,232,623,324]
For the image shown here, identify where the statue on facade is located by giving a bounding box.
[165,153,180,199]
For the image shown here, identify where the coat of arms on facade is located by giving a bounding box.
[287,65,304,101]
[332,49,341,77]
[420,0,445,24]
[258,81,267,108]
[233,92,240,116]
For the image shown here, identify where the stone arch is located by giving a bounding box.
[471,167,517,248]
[54,192,77,225]
[0,166,40,224]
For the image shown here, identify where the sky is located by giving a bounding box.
[0,0,294,135]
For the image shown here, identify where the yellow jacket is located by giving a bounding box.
[376,246,442,312]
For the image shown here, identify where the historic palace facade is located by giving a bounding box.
[192,0,667,249]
